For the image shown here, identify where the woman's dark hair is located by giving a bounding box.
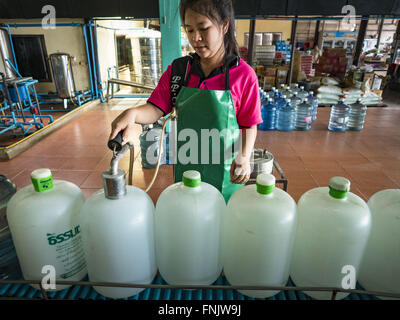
[180,0,239,56]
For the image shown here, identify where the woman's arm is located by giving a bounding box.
[230,125,257,184]
[109,103,164,143]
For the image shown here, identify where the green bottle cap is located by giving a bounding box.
[182,170,201,188]
[31,169,53,192]
[256,173,275,195]
[329,177,350,199]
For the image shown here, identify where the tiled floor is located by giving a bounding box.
[1,97,399,204]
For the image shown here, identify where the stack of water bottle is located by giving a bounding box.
[259,84,318,132]
[328,98,367,131]
[259,85,368,132]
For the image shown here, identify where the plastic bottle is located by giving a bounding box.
[7,169,87,290]
[297,86,309,101]
[259,98,277,131]
[328,99,350,132]
[80,165,156,299]
[277,84,286,93]
[266,87,276,99]
[276,98,296,132]
[290,177,371,300]
[347,100,367,131]
[358,189,400,299]
[291,83,301,94]
[154,170,225,286]
[0,175,22,281]
[290,93,303,107]
[223,174,297,298]
[275,94,288,111]
[295,100,313,131]
[306,91,319,121]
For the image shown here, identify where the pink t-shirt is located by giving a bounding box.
[147,57,262,128]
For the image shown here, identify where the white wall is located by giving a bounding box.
[1,18,91,93]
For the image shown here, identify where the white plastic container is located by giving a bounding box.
[223,173,297,298]
[80,172,156,299]
[155,170,225,286]
[290,177,371,300]
[358,189,400,299]
[7,169,87,290]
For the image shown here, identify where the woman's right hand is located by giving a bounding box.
[109,108,137,143]
[109,104,164,143]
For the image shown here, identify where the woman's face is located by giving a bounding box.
[184,9,228,60]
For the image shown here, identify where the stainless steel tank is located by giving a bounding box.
[0,28,17,79]
[49,53,76,99]
[250,149,274,179]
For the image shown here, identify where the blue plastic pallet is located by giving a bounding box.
[0,274,381,300]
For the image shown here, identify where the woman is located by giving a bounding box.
[110,0,262,202]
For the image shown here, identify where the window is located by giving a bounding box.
[11,35,52,82]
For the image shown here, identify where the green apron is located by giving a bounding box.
[173,61,243,202]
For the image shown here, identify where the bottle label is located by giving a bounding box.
[46,225,86,279]
[304,116,312,123]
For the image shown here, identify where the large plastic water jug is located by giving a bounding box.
[259,98,276,131]
[223,174,297,298]
[290,177,371,300]
[7,169,87,290]
[155,170,225,286]
[79,167,156,299]
[358,189,400,299]
[276,99,296,131]
[294,100,313,131]
[347,100,367,131]
[328,99,350,132]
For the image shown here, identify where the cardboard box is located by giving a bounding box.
[276,66,289,78]
[363,72,374,82]
[371,89,383,97]
[264,67,276,77]
[372,76,382,90]
[264,76,276,85]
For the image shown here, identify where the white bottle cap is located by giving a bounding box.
[183,170,201,188]
[31,168,52,180]
[329,177,350,191]
[256,173,275,195]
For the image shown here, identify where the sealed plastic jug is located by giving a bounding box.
[0,175,22,280]
[155,170,225,286]
[358,189,400,299]
[290,177,371,300]
[223,174,297,298]
[80,165,156,299]
[6,169,87,290]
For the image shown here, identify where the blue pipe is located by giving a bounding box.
[6,25,19,74]
[82,25,95,100]
[5,23,83,28]
[94,21,105,103]
[88,21,99,99]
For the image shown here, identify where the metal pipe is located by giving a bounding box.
[353,16,369,66]
[247,19,256,66]
[94,21,106,103]
[0,279,399,299]
[376,17,384,49]
[110,143,132,175]
[6,24,19,74]
[82,25,95,99]
[88,21,98,99]
[288,17,298,85]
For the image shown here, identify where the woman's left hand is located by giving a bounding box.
[230,156,252,185]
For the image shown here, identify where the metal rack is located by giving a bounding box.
[1,273,399,300]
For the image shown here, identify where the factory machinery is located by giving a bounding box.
[0,21,104,138]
